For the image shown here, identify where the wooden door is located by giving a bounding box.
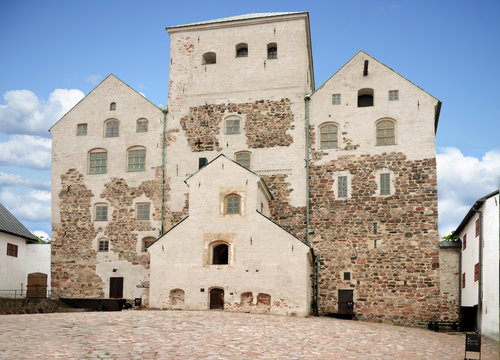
[338,289,354,314]
[27,273,47,298]
[109,277,124,298]
[210,288,224,310]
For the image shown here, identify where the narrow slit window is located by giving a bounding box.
[338,176,347,198]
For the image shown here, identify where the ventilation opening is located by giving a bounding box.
[212,243,228,265]
[202,52,216,65]
[357,88,374,107]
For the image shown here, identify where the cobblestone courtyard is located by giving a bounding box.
[0,310,498,359]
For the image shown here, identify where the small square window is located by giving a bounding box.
[95,205,108,221]
[388,90,399,101]
[380,173,391,195]
[7,243,18,257]
[77,123,87,136]
[337,176,347,198]
[343,272,351,281]
[226,119,240,134]
[332,94,341,105]
[136,203,150,220]
[98,240,109,252]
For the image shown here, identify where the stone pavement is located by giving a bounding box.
[0,310,498,359]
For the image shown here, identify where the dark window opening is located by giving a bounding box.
[267,43,277,59]
[236,43,248,57]
[343,272,351,281]
[202,52,216,65]
[358,88,374,107]
[110,102,116,111]
[199,157,208,169]
[212,243,228,265]
[109,277,123,298]
[7,243,18,257]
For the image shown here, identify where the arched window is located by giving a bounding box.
[212,243,229,265]
[267,43,277,59]
[235,151,250,169]
[358,88,374,107]
[224,194,240,215]
[226,116,241,134]
[98,238,109,252]
[319,123,338,149]
[236,43,248,57]
[104,119,119,137]
[88,148,107,174]
[136,118,148,133]
[202,52,216,65]
[142,237,156,252]
[110,102,116,111]
[376,119,396,145]
[127,146,146,172]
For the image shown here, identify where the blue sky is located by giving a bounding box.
[1,0,499,238]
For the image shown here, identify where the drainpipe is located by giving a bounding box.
[305,94,318,315]
[471,208,483,332]
[160,106,168,236]
[304,94,311,246]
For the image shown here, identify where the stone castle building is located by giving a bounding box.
[50,12,456,325]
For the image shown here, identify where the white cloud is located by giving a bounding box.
[0,88,84,137]
[32,230,50,241]
[437,147,500,236]
[0,135,51,170]
[85,74,102,85]
[0,188,51,223]
[0,172,50,190]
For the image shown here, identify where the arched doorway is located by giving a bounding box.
[209,288,224,310]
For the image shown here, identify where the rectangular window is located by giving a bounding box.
[89,152,107,174]
[98,240,109,252]
[463,234,467,250]
[6,243,18,257]
[332,94,341,105]
[136,203,150,220]
[475,218,479,237]
[338,176,347,198]
[474,263,479,282]
[343,272,351,281]
[128,149,146,172]
[388,90,399,101]
[226,119,240,134]
[77,123,87,136]
[95,205,108,221]
[380,173,391,195]
[462,273,466,288]
[137,120,148,133]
